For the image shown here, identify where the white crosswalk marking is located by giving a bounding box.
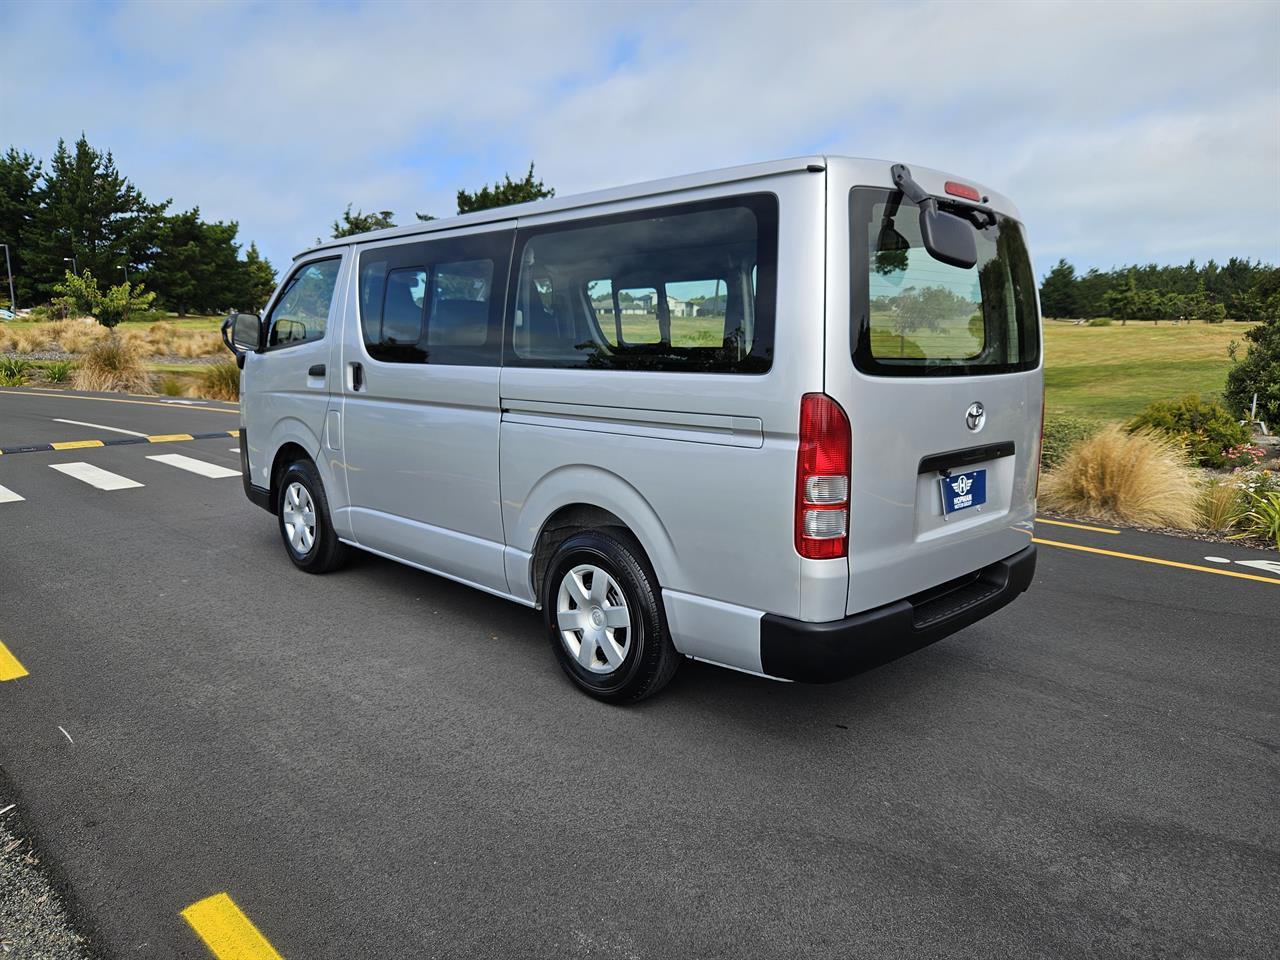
[146,453,240,479]
[49,462,144,490]
[0,484,25,504]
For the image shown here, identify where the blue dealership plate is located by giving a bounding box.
[939,469,986,516]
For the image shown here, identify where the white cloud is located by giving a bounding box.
[3,0,1276,277]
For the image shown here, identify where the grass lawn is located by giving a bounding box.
[1042,320,1254,422]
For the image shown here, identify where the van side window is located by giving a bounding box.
[508,195,777,373]
[358,232,511,366]
[265,258,341,349]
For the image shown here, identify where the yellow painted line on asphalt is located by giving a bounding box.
[182,893,284,960]
[0,640,29,681]
[50,439,106,450]
[1033,537,1280,585]
[0,389,237,414]
[147,433,195,443]
[1035,517,1121,535]
[227,429,240,437]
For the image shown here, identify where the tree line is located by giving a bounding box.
[1038,257,1280,323]
[0,135,276,316]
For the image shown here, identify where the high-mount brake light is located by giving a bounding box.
[944,181,981,202]
[795,393,851,560]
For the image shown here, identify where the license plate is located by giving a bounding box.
[939,469,986,516]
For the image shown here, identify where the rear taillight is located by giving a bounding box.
[795,393,851,560]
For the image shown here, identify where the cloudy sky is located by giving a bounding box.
[4,0,1278,279]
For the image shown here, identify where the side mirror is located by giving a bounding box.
[918,205,977,270]
[222,312,261,353]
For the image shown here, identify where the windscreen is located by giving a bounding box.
[850,187,1039,376]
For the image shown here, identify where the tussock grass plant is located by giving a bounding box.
[1039,425,1200,528]
[1197,480,1246,532]
[71,336,152,394]
[197,361,240,401]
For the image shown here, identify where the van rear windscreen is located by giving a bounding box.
[850,187,1039,376]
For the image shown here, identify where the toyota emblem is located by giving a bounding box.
[965,402,985,432]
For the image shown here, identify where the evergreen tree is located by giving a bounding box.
[1038,259,1078,318]
[240,242,277,311]
[0,148,42,307]
[26,136,167,299]
[147,208,243,315]
[331,204,395,238]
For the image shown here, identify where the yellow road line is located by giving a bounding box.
[182,893,284,960]
[1033,537,1280,585]
[0,640,29,681]
[1035,517,1121,535]
[50,439,106,451]
[0,389,236,415]
[147,433,195,443]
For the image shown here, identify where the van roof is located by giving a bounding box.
[297,155,1014,260]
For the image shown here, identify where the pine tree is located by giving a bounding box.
[1038,259,1078,318]
[0,148,42,307]
[26,136,167,299]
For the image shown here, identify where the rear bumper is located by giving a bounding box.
[760,543,1036,683]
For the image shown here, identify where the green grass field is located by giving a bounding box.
[1042,320,1254,422]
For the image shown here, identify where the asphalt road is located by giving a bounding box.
[1,387,1277,959]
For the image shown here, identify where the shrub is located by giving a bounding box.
[197,361,240,401]
[71,336,152,394]
[1086,317,1112,327]
[1039,425,1200,527]
[1126,393,1251,469]
[1232,491,1280,550]
[1041,415,1100,471]
[40,359,75,383]
[0,357,33,386]
[1197,480,1245,531]
[1224,316,1280,426]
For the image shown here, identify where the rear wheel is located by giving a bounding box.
[277,459,348,573]
[543,530,680,703]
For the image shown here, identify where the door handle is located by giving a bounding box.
[350,362,364,392]
[308,363,326,377]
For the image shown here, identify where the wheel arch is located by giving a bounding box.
[518,466,680,604]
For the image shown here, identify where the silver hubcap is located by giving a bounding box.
[282,481,317,555]
[556,564,631,674]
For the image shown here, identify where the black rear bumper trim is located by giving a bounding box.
[760,543,1036,683]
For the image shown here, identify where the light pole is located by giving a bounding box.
[0,243,15,314]
[63,256,78,276]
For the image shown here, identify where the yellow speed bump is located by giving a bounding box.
[147,433,195,444]
[0,639,29,681]
[50,439,106,451]
[182,893,284,960]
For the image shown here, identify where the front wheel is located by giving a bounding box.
[543,530,680,703]
[277,459,348,573]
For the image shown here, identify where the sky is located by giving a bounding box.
[3,0,1278,281]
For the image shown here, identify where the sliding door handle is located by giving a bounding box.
[350,362,364,391]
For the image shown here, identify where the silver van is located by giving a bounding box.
[224,157,1041,702]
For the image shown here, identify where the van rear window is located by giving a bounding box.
[508,195,777,373]
[850,187,1039,376]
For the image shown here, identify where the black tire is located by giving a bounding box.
[542,529,680,703]
[276,458,348,574]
